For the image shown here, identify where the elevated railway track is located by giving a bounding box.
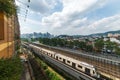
[23,42,120,80]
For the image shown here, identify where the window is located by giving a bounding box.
[93,71,95,74]
[51,54,52,57]
[0,19,4,40]
[78,65,82,68]
[59,57,62,59]
[67,60,70,63]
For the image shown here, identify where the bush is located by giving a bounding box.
[0,57,23,80]
[36,58,63,80]
[0,0,17,16]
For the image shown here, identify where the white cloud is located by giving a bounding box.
[16,0,59,15]
[77,14,120,35]
[42,0,97,27]
[41,0,109,35]
[17,0,120,35]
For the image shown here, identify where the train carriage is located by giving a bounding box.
[29,44,99,78]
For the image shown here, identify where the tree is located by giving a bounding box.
[115,47,120,55]
[73,40,79,48]
[0,0,17,16]
[21,38,29,42]
[86,44,93,52]
[105,41,117,49]
[94,39,104,52]
[78,41,86,50]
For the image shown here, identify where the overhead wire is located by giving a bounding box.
[16,0,27,5]
[24,0,30,22]
[15,0,30,22]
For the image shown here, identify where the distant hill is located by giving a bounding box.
[56,30,120,39]
[88,30,120,37]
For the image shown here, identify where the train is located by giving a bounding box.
[29,44,100,78]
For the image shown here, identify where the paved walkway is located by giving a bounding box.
[21,61,32,80]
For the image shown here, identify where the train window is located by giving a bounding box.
[51,54,52,57]
[67,60,70,63]
[93,70,95,74]
[56,56,58,59]
[78,65,82,68]
[59,57,62,59]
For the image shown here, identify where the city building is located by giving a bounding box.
[108,33,120,38]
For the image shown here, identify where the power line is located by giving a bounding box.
[16,0,27,5]
[15,0,31,22]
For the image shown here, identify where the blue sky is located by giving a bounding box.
[16,0,120,35]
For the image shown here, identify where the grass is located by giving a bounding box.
[36,57,65,80]
[0,56,23,80]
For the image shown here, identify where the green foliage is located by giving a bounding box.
[38,38,94,52]
[78,41,87,50]
[38,37,120,55]
[31,38,36,42]
[36,58,63,80]
[94,38,120,55]
[21,38,29,42]
[106,42,120,55]
[14,33,20,40]
[94,39,104,52]
[0,0,17,17]
[45,70,61,80]
[73,40,79,47]
[86,44,93,52]
[36,58,48,70]
[114,47,120,55]
[39,38,67,47]
[0,57,23,80]
[41,62,48,70]
[105,41,116,50]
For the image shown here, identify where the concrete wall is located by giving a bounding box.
[0,12,20,58]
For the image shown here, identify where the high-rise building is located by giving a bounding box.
[0,11,20,58]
